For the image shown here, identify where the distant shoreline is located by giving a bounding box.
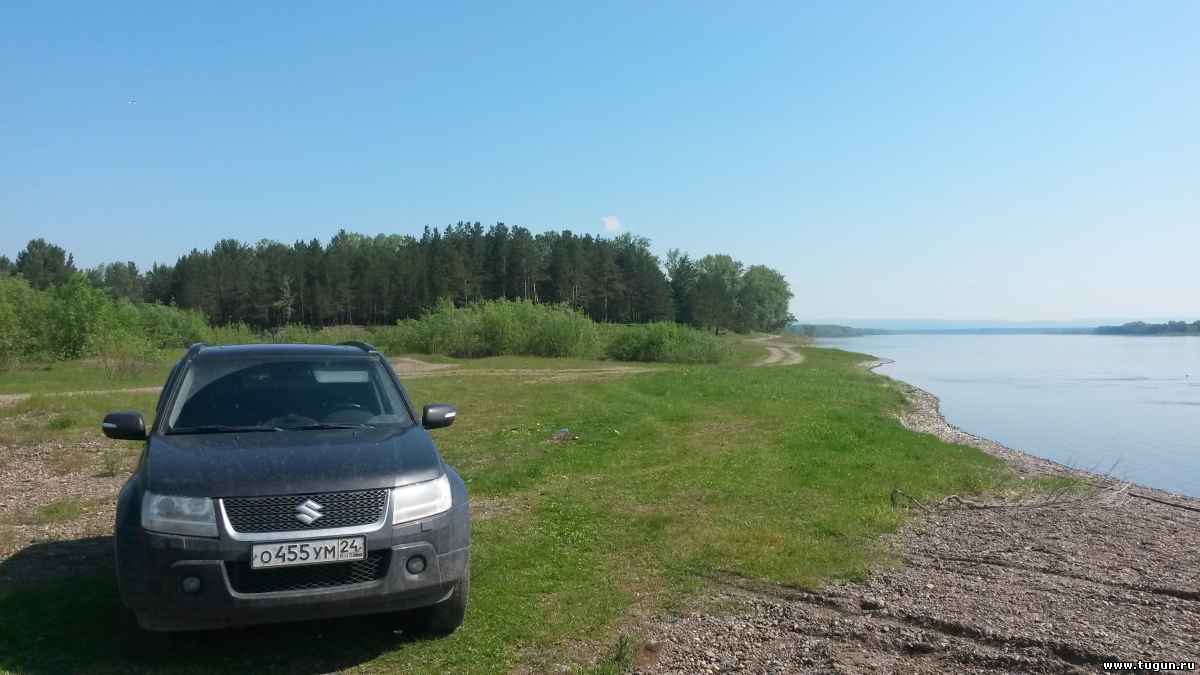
[793,320,1200,338]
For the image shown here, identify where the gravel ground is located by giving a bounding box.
[0,437,131,585]
[639,367,1200,674]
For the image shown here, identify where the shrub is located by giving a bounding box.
[270,323,320,344]
[316,325,372,344]
[603,322,728,364]
[379,299,602,359]
[206,322,261,345]
[45,274,109,359]
[523,303,602,358]
[371,320,425,355]
[0,277,725,368]
[136,302,211,348]
[376,301,724,362]
[0,276,47,368]
[94,327,158,377]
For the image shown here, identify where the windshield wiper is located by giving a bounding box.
[279,423,374,431]
[167,424,283,435]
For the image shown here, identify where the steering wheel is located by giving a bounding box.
[328,400,363,410]
[264,413,319,428]
[323,405,374,424]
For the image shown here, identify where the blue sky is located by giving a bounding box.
[2,1,1196,321]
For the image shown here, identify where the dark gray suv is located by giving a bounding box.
[102,342,469,634]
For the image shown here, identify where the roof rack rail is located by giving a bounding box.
[338,340,378,353]
[185,342,207,357]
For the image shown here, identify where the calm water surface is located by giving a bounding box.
[816,335,1200,496]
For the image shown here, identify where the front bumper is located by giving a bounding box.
[116,508,469,632]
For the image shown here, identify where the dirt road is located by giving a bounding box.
[752,335,806,367]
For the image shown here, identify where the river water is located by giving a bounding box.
[816,334,1200,496]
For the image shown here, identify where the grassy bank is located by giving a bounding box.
[0,345,1010,674]
[0,360,175,396]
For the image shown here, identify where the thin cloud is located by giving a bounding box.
[601,215,623,233]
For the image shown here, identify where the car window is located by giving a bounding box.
[165,357,412,432]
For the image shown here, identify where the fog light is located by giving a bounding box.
[180,576,202,594]
[405,555,427,574]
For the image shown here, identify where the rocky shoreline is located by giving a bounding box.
[639,362,1200,674]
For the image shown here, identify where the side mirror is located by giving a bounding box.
[102,411,147,441]
[422,404,457,430]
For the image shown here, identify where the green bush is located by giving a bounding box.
[377,299,602,359]
[45,275,108,359]
[371,320,424,355]
[1,275,209,366]
[374,301,723,362]
[135,302,211,348]
[603,322,728,364]
[269,323,319,344]
[93,327,159,377]
[524,303,602,358]
[206,322,261,345]
[0,276,47,367]
[0,276,726,368]
[316,325,373,344]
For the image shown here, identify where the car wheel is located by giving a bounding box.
[414,559,469,636]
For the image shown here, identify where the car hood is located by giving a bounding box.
[143,425,442,497]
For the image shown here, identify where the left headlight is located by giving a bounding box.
[393,474,453,525]
[141,491,218,537]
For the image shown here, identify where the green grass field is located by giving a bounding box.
[0,358,175,396]
[0,342,1012,674]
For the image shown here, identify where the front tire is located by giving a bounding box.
[414,560,469,635]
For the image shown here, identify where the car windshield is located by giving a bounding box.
[165,356,412,433]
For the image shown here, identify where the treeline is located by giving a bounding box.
[1,226,794,334]
[1095,321,1200,336]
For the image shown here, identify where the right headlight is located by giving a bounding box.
[393,475,453,525]
[141,491,218,537]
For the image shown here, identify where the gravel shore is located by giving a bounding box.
[639,363,1200,674]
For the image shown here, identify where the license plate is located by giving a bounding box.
[250,537,366,569]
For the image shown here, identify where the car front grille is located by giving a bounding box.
[225,551,390,594]
[223,489,389,533]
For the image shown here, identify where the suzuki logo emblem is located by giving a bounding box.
[294,499,324,525]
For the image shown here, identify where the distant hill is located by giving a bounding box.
[1095,321,1200,336]
[800,318,1140,331]
[787,324,888,338]
[791,319,1200,337]
[871,327,1093,335]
